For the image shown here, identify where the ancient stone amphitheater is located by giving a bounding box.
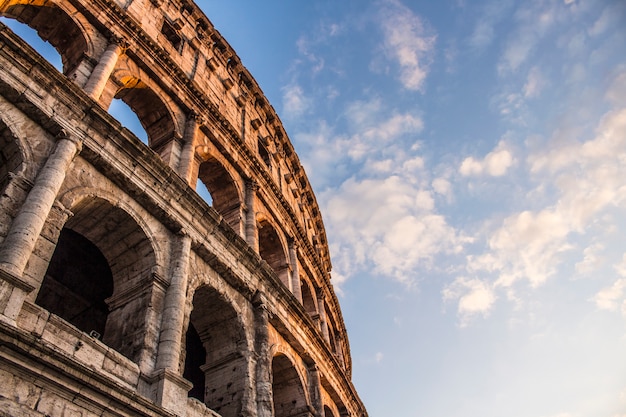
[0,1,367,416]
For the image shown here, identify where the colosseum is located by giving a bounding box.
[0,0,368,416]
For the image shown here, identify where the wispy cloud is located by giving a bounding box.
[375,0,436,91]
[281,83,311,119]
[467,106,626,292]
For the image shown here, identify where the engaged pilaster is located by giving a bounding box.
[245,180,259,252]
[83,38,126,101]
[288,238,303,302]
[253,291,273,417]
[0,130,81,321]
[178,112,201,185]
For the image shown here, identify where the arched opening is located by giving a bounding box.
[258,138,271,170]
[326,312,338,354]
[300,279,318,317]
[197,158,241,233]
[0,16,62,70]
[183,322,206,402]
[36,228,113,338]
[324,405,337,417]
[38,196,159,367]
[271,354,307,417]
[108,98,149,145]
[185,285,247,416]
[0,3,87,76]
[113,79,176,150]
[258,220,289,286]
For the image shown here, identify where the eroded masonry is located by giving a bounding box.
[0,0,367,416]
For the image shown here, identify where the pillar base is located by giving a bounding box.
[0,266,34,323]
[141,368,193,417]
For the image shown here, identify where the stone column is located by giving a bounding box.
[288,238,303,302]
[0,130,81,321]
[0,130,81,279]
[317,295,329,343]
[253,291,273,417]
[155,233,192,372]
[178,112,200,185]
[245,180,258,252]
[307,364,324,417]
[150,233,193,415]
[83,39,126,101]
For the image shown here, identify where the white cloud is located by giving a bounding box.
[469,107,626,290]
[324,175,467,285]
[575,243,605,275]
[432,177,452,199]
[443,277,496,326]
[376,0,436,91]
[593,277,626,313]
[281,84,311,119]
[459,141,514,177]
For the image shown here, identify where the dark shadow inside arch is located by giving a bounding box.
[36,228,113,338]
[271,354,307,417]
[300,279,318,317]
[37,197,158,366]
[185,285,247,416]
[324,405,337,417]
[183,322,206,402]
[0,4,86,75]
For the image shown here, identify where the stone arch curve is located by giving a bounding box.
[270,352,309,417]
[39,192,162,371]
[0,117,27,187]
[300,276,318,317]
[196,147,243,234]
[323,404,339,417]
[257,215,289,286]
[183,280,251,416]
[106,58,183,151]
[59,187,166,277]
[0,0,93,78]
[0,100,46,180]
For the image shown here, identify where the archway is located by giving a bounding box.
[113,78,176,150]
[197,157,242,233]
[271,354,307,417]
[258,220,289,286]
[324,405,337,417]
[36,228,113,338]
[38,196,159,367]
[184,285,248,416]
[0,2,87,77]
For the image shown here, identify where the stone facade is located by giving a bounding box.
[0,1,367,416]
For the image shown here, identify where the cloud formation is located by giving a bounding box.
[376,0,436,91]
[459,141,515,177]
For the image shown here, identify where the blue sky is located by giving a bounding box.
[4,0,626,416]
[199,1,626,416]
